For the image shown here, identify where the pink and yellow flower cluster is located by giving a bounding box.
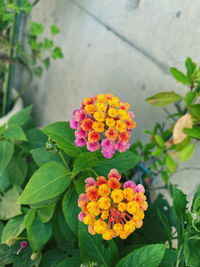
[78,169,148,240]
[70,94,136,158]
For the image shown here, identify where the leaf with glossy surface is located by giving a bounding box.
[1,215,24,244]
[116,244,166,267]
[78,222,118,267]
[73,152,98,175]
[170,67,188,84]
[5,125,27,141]
[179,144,195,162]
[42,122,80,157]
[18,162,71,204]
[0,171,10,193]
[8,106,32,127]
[145,92,182,106]
[189,104,200,119]
[159,249,178,267]
[31,147,62,166]
[62,185,79,236]
[165,154,177,173]
[0,187,22,220]
[184,239,200,266]
[170,184,187,222]
[22,128,47,152]
[37,204,55,223]
[93,151,140,176]
[185,91,197,106]
[56,257,81,267]
[7,156,28,186]
[28,215,52,251]
[184,127,200,139]
[24,209,36,232]
[0,140,14,175]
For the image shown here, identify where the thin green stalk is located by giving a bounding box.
[175,244,184,267]
[87,168,99,177]
[58,150,69,170]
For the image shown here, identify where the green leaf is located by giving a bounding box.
[185,91,197,107]
[155,135,165,148]
[0,171,10,193]
[165,154,177,173]
[184,239,200,266]
[159,249,178,267]
[157,209,172,248]
[62,185,79,236]
[0,187,22,220]
[24,209,36,232]
[21,0,33,13]
[0,241,21,266]
[27,215,52,251]
[179,143,195,162]
[39,249,67,267]
[161,171,169,184]
[18,162,71,205]
[184,127,200,139]
[22,128,47,152]
[1,215,25,244]
[33,66,43,77]
[78,222,118,267]
[12,246,42,267]
[185,57,196,76]
[29,22,44,36]
[188,104,200,119]
[170,67,188,84]
[7,156,28,186]
[116,244,167,267]
[42,122,81,157]
[145,92,183,106]
[56,257,81,267]
[31,147,62,166]
[0,140,14,175]
[42,38,54,49]
[51,47,64,59]
[73,152,98,176]
[5,125,27,141]
[93,151,140,176]
[37,204,55,223]
[8,106,32,127]
[170,184,187,222]
[192,187,200,212]
[43,57,50,70]
[51,24,60,35]
[151,147,163,157]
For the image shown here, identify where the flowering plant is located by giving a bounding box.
[78,169,147,240]
[70,94,136,158]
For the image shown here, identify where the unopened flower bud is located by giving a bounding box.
[6,238,15,247]
[31,252,38,260]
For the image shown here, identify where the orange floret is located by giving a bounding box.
[94,111,105,122]
[105,117,116,127]
[108,178,121,190]
[83,97,95,105]
[98,184,111,197]
[81,118,93,131]
[120,102,130,110]
[126,119,136,130]
[84,104,97,114]
[96,176,108,187]
[88,131,100,143]
[105,127,118,141]
[86,186,99,201]
[119,131,130,142]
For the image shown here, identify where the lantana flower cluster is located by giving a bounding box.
[70,94,136,158]
[78,169,148,240]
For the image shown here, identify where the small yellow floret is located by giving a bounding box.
[106,118,116,127]
[135,220,143,229]
[115,120,127,132]
[98,184,111,197]
[84,214,96,225]
[94,111,105,122]
[98,197,111,210]
[87,202,100,216]
[119,230,129,239]
[97,103,107,112]
[118,202,127,212]
[111,189,124,204]
[108,96,120,107]
[94,219,107,234]
[92,121,104,132]
[126,201,140,215]
[118,109,130,120]
[113,223,123,236]
[123,188,135,201]
[97,94,107,103]
[102,229,115,240]
[124,220,135,234]
[108,108,118,118]
[101,211,109,220]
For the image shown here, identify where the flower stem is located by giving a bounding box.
[58,150,69,170]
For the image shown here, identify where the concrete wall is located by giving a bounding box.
[24,0,200,199]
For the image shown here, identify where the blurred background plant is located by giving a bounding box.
[0,0,63,117]
[128,57,200,195]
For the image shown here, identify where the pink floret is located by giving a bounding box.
[123,181,137,190]
[116,141,130,152]
[75,137,87,147]
[108,169,121,181]
[85,177,96,190]
[75,128,88,138]
[135,184,145,193]
[78,193,87,202]
[78,212,86,222]
[70,119,78,130]
[87,141,100,152]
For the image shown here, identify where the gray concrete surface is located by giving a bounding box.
[24,0,200,202]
